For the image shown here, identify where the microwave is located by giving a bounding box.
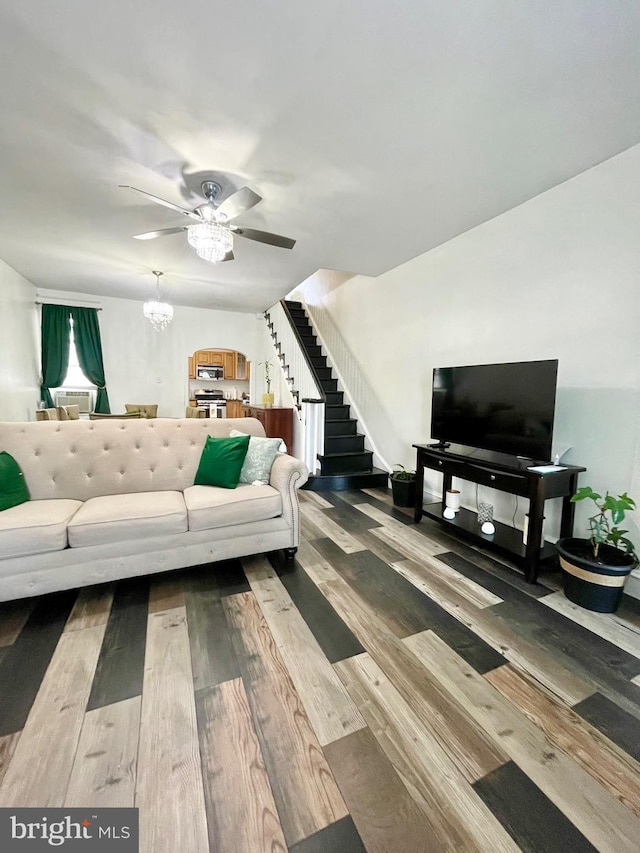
[196,364,224,380]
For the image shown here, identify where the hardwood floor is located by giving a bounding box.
[1,487,639,852]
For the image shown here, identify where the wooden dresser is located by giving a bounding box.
[244,405,294,454]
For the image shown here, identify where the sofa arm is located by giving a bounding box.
[269,454,309,542]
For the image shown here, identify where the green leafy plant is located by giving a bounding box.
[390,464,415,481]
[258,360,273,393]
[571,486,636,558]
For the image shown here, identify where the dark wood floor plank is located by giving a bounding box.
[185,581,239,690]
[288,816,366,853]
[0,598,35,647]
[437,550,555,603]
[86,577,149,711]
[0,590,77,736]
[195,679,287,853]
[312,537,505,674]
[211,557,251,596]
[351,526,407,565]
[473,761,598,853]
[269,553,365,664]
[572,691,640,762]
[224,592,348,847]
[324,726,451,852]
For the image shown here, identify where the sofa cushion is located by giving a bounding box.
[68,490,187,548]
[229,429,283,485]
[184,484,282,532]
[0,451,30,511]
[0,499,82,558]
[194,434,250,489]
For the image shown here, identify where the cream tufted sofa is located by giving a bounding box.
[0,417,308,601]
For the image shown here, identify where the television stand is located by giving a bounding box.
[413,444,586,583]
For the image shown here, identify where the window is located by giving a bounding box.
[52,320,96,406]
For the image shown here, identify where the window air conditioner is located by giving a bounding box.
[55,390,93,413]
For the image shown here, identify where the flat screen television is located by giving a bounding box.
[431,359,558,462]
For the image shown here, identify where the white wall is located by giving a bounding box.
[36,289,262,418]
[297,145,640,547]
[0,260,39,421]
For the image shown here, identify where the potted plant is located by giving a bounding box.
[556,486,637,613]
[389,464,416,507]
[258,360,275,407]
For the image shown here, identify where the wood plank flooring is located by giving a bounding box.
[0,486,639,851]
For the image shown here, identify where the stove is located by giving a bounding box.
[194,390,227,418]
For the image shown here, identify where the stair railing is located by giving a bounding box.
[264,301,325,473]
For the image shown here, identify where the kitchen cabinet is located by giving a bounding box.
[223,351,236,379]
[244,405,294,455]
[226,399,245,419]
[189,349,250,382]
[236,352,250,380]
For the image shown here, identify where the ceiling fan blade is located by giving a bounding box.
[119,185,201,221]
[215,186,262,221]
[231,227,296,249]
[133,226,187,240]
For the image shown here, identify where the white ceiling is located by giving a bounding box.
[1,1,639,313]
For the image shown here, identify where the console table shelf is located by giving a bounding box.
[413,444,586,583]
[421,502,558,564]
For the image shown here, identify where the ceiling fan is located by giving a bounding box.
[120,180,296,263]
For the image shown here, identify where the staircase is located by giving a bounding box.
[284,300,388,491]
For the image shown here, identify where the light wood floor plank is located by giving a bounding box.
[540,591,640,659]
[393,555,503,609]
[224,592,348,847]
[299,490,334,509]
[300,502,367,553]
[135,606,208,853]
[0,733,20,787]
[310,573,507,782]
[405,630,640,853]
[147,574,186,614]
[64,584,114,632]
[335,654,521,853]
[196,679,287,853]
[395,556,594,706]
[65,696,140,807]
[323,726,445,853]
[360,487,394,506]
[0,624,106,806]
[296,539,344,584]
[486,664,640,817]
[243,555,365,746]
[356,507,447,561]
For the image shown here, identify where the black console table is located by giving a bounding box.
[413,444,586,583]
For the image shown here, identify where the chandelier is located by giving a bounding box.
[187,220,233,262]
[143,271,173,331]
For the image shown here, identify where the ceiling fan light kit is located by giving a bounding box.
[143,270,173,331]
[122,179,295,264]
[187,220,233,263]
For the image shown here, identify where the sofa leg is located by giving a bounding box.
[284,547,298,560]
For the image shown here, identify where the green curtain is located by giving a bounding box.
[40,305,71,407]
[70,307,111,413]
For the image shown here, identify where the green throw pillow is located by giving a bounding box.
[194,434,250,489]
[0,451,30,511]
[230,430,283,485]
